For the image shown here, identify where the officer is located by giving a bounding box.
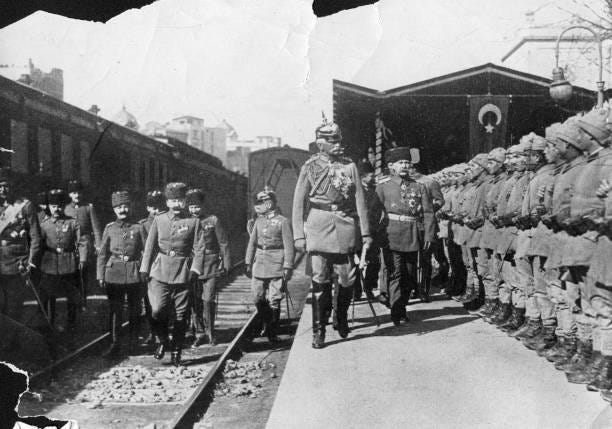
[447,164,470,297]
[353,160,384,301]
[0,168,41,350]
[292,117,371,349]
[38,189,87,331]
[186,188,231,348]
[97,190,147,358]
[64,179,102,306]
[245,188,294,342]
[376,146,435,325]
[409,163,448,302]
[474,147,507,318]
[35,191,49,224]
[139,189,165,344]
[559,108,612,386]
[140,182,205,366]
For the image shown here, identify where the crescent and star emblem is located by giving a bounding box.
[478,103,502,134]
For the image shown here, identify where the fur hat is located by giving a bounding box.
[165,182,187,200]
[111,190,130,208]
[186,188,205,206]
[67,180,83,193]
[48,189,68,206]
[146,190,164,208]
[385,147,412,164]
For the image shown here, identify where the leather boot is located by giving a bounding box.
[67,303,78,331]
[337,286,352,339]
[513,318,541,340]
[535,324,559,356]
[312,282,330,349]
[475,298,497,318]
[103,313,121,359]
[500,307,526,333]
[523,324,556,351]
[553,336,578,368]
[267,308,281,343]
[587,354,612,392]
[543,336,568,362]
[204,300,217,346]
[491,303,512,326]
[484,301,505,323]
[564,340,594,384]
[153,318,169,360]
[170,320,187,366]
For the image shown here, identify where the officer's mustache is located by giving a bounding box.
[117,211,128,216]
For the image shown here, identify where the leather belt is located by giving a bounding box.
[159,249,188,257]
[45,247,73,254]
[388,213,417,222]
[310,201,352,213]
[257,244,283,250]
[205,248,219,255]
[112,253,134,262]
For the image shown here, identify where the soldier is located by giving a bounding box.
[292,117,371,349]
[186,188,231,348]
[35,191,49,224]
[38,189,87,331]
[97,190,147,358]
[474,147,507,318]
[138,189,165,344]
[376,147,435,325]
[0,168,41,350]
[353,160,384,301]
[245,188,294,342]
[64,179,102,306]
[446,164,470,297]
[140,182,205,366]
[410,163,448,302]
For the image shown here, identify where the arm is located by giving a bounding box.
[140,217,159,274]
[96,225,111,280]
[89,204,103,249]
[429,180,445,212]
[420,183,436,242]
[281,217,295,269]
[75,221,87,264]
[24,201,41,268]
[245,220,258,266]
[352,163,370,238]
[214,217,231,271]
[292,165,310,241]
[190,219,205,275]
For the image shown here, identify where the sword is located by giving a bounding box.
[359,245,380,326]
[79,267,87,311]
[23,272,53,329]
[281,274,294,320]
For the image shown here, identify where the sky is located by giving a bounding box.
[0,0,602,149]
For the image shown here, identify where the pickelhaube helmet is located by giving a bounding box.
[256,185,277,203]
[315,112,342,142]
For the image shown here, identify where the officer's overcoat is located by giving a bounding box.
[0,198,40,275]
[245,211,294,278]
[97,219,147,284]
[40,215,87,275]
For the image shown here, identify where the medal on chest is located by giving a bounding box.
[330,164,353,199]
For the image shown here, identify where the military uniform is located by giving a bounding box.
[376,147,435,324]
[292,119,370,348]
[140,183,205,364]
[97,191,147,356]
[39,189,88,328]
[246,190,294,341]
[0,171,41,340]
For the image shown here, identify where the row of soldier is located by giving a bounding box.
[429,107,612,402]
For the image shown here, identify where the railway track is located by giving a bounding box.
[19,264,282,429]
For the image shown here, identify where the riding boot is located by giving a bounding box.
[171,319,187,366]
[337,286,352,339]
[267,307,281,343]
[312,282,331,349]
[512,318,541,340]
[103,312,121,359]
[46,298,56,328]
[67,302,78,331]
[153,318,169,360]
[500,307,526,333]
[205,300,217,346]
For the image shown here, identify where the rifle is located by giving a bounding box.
[359,244,380,326]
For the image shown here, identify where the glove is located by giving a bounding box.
[98,279,106,289]
[189,271,199,283]
[139,272,149,283]
[294,238,306,251]
[78,261,86,272]
[245,264,252,279]
[283,268,293,282]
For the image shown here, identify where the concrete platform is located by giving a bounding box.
[266,295,608,429]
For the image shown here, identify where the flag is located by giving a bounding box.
[468,95,510,157]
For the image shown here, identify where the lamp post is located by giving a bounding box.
[550,25,605,108]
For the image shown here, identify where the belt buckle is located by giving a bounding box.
[169,250,176,257]
[122,255,129,262]
[330,204,338,211]
[56,247,63,254]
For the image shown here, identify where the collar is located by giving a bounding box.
[265,210,277,219]
[587,146,605,161]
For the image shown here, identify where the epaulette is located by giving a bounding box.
[304,153,322,166]
[377,175,391,185]
[138,218,147,224]
[340,156,353,164]
[105,221,115,228]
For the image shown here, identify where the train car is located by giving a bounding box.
[248,146,310,222]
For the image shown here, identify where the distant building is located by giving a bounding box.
[203,126,227,165]
[3,59,64,100]
[112,105,139,130]
[166,115,205,150]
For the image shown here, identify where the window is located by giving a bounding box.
[27,125,38,174]
[51,130,61,178]
[149,158,156,188]
[140,160,146,189]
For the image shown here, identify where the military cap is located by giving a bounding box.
[0,167,11,185]
[111,190,130,207]
[186,188,205,206]
[165,182,187,199]
[506,144,525,155]
[48,189,68,206]
[146,190,164,208]
[358,159,375,175]
[470,153,489,168]
[67,179,83,193]
[385,146,412,164]
[487,147,506,163]
[256,186,277,203]
[544,123,563,143]
[576,107,611,143]
[557,117,588,150]
[521,132,547,152]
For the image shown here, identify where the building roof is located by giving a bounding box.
[111,105,139,130]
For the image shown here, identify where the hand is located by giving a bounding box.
[17,263,27,277]
[245,264,252,279]
[596,178,611,199]
[139,271,149,283]
[283,268,292,282]
[98,279,106,288]
[423,241,431,252]
[294,238,306,251]
[78,261,86,272]
[189,271,199,283]
[362,236,373,249]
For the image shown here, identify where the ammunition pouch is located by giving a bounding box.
[501,213,516,227]
[466,217,484,230]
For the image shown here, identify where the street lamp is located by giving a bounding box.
[550,25,605,108]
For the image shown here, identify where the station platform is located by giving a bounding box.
[266,293,607,429]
